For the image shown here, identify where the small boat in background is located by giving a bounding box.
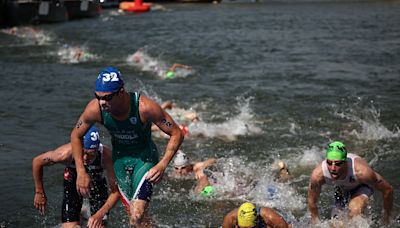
[63,0,101,19]
[1,0,68,27]
[0,0,100,27]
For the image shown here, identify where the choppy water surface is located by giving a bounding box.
[1,1,400,227]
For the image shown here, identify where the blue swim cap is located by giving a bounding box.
[95,66,124,92]
[83,126,100,150]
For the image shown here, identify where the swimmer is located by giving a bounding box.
[32,126,119,228]
[276,160,290,183]
[165,63,192,79]
[173,150,217,196]
[58,45,95,63]
[73,47,89,62]
[128,50,192,79]
[307,141,393,225]
[70,66,184,227]
[160,101,199,122]
[222,202,291,228]
[151,100,198,138]
[5,26,17,35]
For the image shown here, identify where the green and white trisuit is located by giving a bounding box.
[101,92,159,210]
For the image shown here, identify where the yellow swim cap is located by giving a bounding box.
[237,202,257,227]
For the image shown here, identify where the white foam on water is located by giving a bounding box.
[57,45,97,64]
[126,48,194,79]
[336,105,400,141]
[1,26,53,45]
[100,9,125,22]
[187,96,262,141]
[298,146,324,167]
[295,214,374,228]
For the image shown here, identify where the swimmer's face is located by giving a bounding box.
[326,160,347,180]
[174,166,189,176]
[83,149,97,165]
[94,89,122,113]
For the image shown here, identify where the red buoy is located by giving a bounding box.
[119,0,151,13]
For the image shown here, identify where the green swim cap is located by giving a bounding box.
[166,71,175,79]
[326,141,347,161]
[200,185,215,197]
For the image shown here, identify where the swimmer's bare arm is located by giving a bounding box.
[139,95,184,183]
[222,208,239,228]
[307,163,325,224]
[262,208,291,228]
[169,63,192,72]
[88,146,120,228]
[71,99,102,196]
[194,174,211,195]
[354,158,393,224]
[193,158,217,172]
[32,143,73,214]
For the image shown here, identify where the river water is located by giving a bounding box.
[0,1,399,227]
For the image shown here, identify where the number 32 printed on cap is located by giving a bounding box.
[102,72,119,82]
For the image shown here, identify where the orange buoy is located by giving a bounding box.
[119,0,151,13]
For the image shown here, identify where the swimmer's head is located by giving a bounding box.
[277,161,286,170]
[173,150,189,168]
[174,150,190,175]
[83,126,100,150]
[326,141,347,161]
[83,126,100,165]
[95,66,124,92]
[237,202,257,227]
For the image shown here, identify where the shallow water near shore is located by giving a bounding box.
[1,1,400,227]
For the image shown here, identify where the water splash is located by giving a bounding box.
[298,146,324,167]
[57,45,97,64]
[1,26,53,45]
[126,48,193,79]
[187,96,262,141]
[336,105,400,140]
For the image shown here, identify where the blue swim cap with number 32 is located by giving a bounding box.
[95,66,124,92]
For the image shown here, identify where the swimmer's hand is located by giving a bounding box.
[34,191,47,215]
[76,171,91,197]
[88,212,105,228]
[146,163,167,183]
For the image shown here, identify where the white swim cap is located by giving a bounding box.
[174,150,189,167]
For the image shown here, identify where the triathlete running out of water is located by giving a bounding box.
[222,202,291,228]
[32,126,119,228]
[307,141,393,225]
[70,66,184,227]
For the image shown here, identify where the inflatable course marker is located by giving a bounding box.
[119,0,151,13]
